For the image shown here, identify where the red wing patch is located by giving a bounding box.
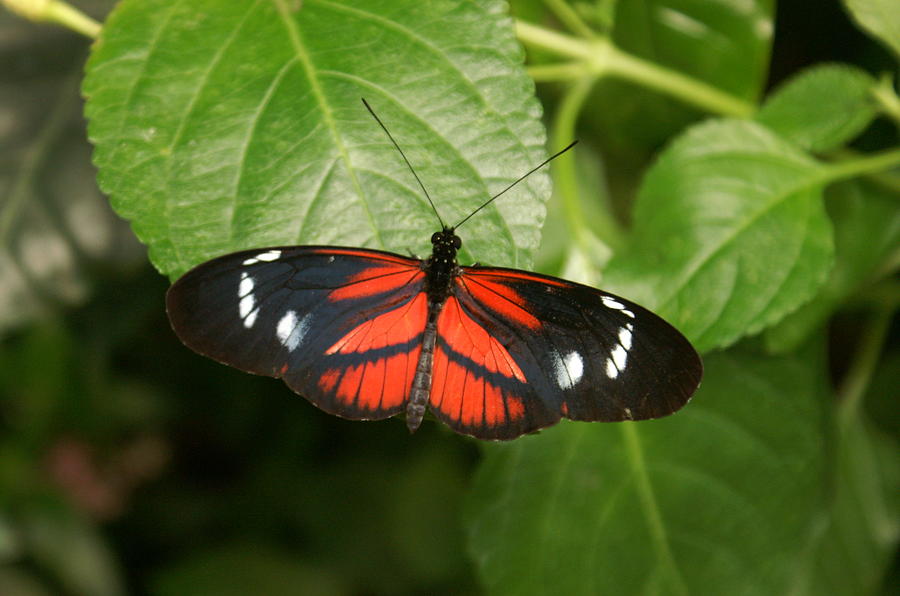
[319,293,426,412]
[429,296,528,430]
[318,349,421,412]
[457,275,541,330]
[326,293,427,355]
[328,266,423,302]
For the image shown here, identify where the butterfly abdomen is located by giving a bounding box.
[407,306,440,433]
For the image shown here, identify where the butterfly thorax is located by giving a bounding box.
[423,227,461,305]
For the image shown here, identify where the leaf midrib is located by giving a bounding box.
[654,156,825,316]
[272,0,385,249]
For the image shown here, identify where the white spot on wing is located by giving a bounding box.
[238,272,257,328]
[555,351,585,390]
[605,323,634,379]
[242,249,282,266]
[276,310,311,352]
[611,344,628,371]
[601,296,625,310]
[618,324,633,351]
[622,309,635,319]
[605,358,619,379]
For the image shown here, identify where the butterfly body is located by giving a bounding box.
[408,227,462,433]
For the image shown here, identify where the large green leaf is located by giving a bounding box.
[842,0,900,58]
[756,64,878,153]
[603,119,833,352]
[765,179,900,353]
[84,0,548,279]
[466,346,828,596]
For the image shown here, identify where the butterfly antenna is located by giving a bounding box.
[361,98,445,229]
[454,140,578,230]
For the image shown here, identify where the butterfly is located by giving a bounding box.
[166,100,702,440]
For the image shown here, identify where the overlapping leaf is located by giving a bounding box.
[766,179,900,352]
[84,0,549,279]
[756,64,877,152]
[603,119,833,352]
[843,0,900,58]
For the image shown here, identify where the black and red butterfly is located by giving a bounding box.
[166,100,702,440]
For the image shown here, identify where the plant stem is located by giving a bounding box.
[543,0,595,38]
[517,19,596,60]
[3,0,101,38]
[872,74,900,127]
[823,146,900,186]
[603,45,754,117]
[551,75,624,255]
[837,303,894,429]
[829,148,900,194]
[0,72,81,243]
[516,20,754,117]
[527,61,590,82]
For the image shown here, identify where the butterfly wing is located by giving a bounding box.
[428,266,702,439]
[166,247,427,421]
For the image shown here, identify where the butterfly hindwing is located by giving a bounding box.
[166,247,427,421]
[428,293,557,440]
[427,266,702,439]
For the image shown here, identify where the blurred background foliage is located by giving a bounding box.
[0,0,898,595]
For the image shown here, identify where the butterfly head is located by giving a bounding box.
[429,227,461,272]
[431,227,461,250]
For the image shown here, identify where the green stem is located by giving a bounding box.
[543,0,595,38]
[527,61,590,83]
[604,45,754,117]
[551,75,624,254]
[823,146,900,186]
[829,148,900,194]
[3,0,101,39]
[620,423,689,596]
[872,74,900,127]
[836,304,894,429]
[516,19,596,61]
[516,20,754,117]
[0,71,81,243]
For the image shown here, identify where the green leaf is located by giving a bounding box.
[584,0,773,158]
[842,0,900,59]
[465,346,828,596]
[765,179,900,353]
[603,119,834,352]
[756,64,878,152]
[83,0,549,279]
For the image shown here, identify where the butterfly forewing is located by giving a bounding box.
[426,266,702,438]
[166,247,427,421]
